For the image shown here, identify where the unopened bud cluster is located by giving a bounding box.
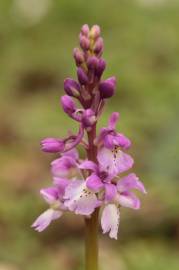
[63,24,116,114]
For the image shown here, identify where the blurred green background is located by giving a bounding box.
[0,0,179,269]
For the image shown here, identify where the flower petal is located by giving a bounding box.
[117,191,140,209]
[40,187,59,204]
[117,173,147,194]
[53,177,69,196]
[103,134,116,149]
[86,174,104,192]
[108,112,119,130]
[31,209,62,232]
[94,128,109,146]
[105,183,117,201]
[101,204,120,240]
[79,160,98,172]
[97,147,133,176]
[112,133,131,149]
[64,180,98,215]
[63,148,79,160]
[51,156,77,178]
[103,132,131,150]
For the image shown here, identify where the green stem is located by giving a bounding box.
[85,125,98,270]
[85,209,99,270]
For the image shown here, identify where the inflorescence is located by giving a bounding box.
[32,24,146,240]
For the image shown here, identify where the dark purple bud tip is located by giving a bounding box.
[87,56,99,70]
[94,37,104,55]
[81,24,90,37]
[61,95,76,115]
[41,138,64,153]
[79,35,90,51]
[95,58,106,78]
[90,25,101,40]
[73,48,85,66]
[99,76,116,98]
[64,78,80,97]
[77,67,88,85]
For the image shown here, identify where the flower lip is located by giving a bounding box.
[101,204,120,240]
[64,180,99,216]
[32,209,62,232]
[97,147,134,176]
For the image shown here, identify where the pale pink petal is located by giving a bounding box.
[40,187,59,204]
[103,134,115,149]
[86,174,104,192]
[53,177,69,196]
[51,156,77,178]
[113,133,131,149]
[103,132,131,150]
[105,183,117,201]
[79,160,98,172]
[31,209,62,232]
[63,148,79,160]
[117,173,147,194]
[117,191,140,209]
[64,180,98,215]
[64,179,84,198]
[97,147,133,176]
[108,112,119,129]
[101,204,120,240]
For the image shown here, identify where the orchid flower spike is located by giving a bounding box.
[32,24,146,244]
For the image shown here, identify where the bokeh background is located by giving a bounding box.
[0,0,179,269]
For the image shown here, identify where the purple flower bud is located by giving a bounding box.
[72,109,84,122]
[41,138,64,153]
[95,58,106,78]
[87,56,99,70]
[81,24,90,37]
[73,48,84,66]
[90,25,101,39]
[64,78,80,97]
[77,67,88,85]
[99,77,116,98]
[79,35,90,50]
[94,37,104,54]
[61,95,76,115]
[82,109,96,128]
